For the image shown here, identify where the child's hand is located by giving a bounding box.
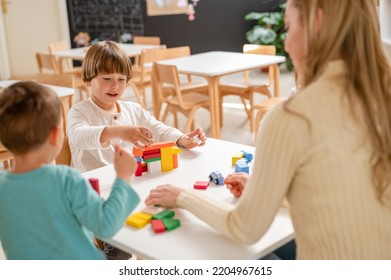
[113,144,137,182]
[123,126,153,149]
[176,127,207,149]
[224,172,249,198]
[145,184,183,208]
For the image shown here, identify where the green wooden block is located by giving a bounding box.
[152,209,175,220]
[162,218,181,231]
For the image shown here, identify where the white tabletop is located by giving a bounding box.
[54,43,162,61]
[82,138,294,259]
[156,51,286,76]
[0,80,74,98]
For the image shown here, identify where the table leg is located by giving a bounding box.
[206,76,221,139]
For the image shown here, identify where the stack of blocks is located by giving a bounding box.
[126,206,181,234]
[232,150,254,174]
[133,141,181,176]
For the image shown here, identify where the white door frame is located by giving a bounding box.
[0,0,70,80]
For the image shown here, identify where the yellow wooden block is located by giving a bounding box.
[132,212,152,222]
[232,152,244,166]
[161,146,174,172]
[126,215,149,229]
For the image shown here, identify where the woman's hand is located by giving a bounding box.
[145,184,184,208]
[224,172,249,198]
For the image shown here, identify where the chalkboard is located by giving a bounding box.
[67,0,144,45]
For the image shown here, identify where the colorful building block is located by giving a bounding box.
[151,219,166,233]
[126,215,149,229]
[147,160,161,173]
[235,159,249,174]
[241,150,254,162]
[162,218,181,231]
[132,212,153,222]
[133,141,181,175]
[194,181,209,189]
[232,152,244,166]
[135,161,143,176]
[88,178,100,195]
[152,209,175,220]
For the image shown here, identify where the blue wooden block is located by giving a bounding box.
[235,159,249,174]
[241,150,254,162]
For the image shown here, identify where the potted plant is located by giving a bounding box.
[244,3,293,71]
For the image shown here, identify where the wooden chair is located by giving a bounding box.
[133,36,161,45]
[153,63,210,133]
[253,97,286,137]
[55,136,71,166]
[133,36,162,66]
[0,143,13,171]
[142,46,207,118]
[36,73,78,134]
[48,40,83,76]
[219,44,282,132]
[127,45,167,108]
[128,46,204,110]
[36,52,90,101]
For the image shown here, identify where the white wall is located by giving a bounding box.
[0,0,68,79]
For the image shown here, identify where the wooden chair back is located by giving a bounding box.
[36,52,60,74]
[242,44,276,86]
[153,62,210,133]
[133,36,161,45]
[36,73,76,134]
[48,40,77,73]
[55,136,71,166]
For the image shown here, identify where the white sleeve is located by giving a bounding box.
[178,104,306,244]
[67,104,108,150]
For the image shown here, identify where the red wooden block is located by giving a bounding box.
[151,219,166,234]
[135,162,142,177]
[193,181,209,190]
[88,178,100,195]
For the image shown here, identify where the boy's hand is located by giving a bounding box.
[123,126,153,149]
[114,144,137,182]
[177,127,207,149]
[145,184,183,208]
[224,172,249,198]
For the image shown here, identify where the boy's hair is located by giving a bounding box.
[0,81,61,155]
[82,40,132,83]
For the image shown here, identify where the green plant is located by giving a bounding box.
[245,3,293,71]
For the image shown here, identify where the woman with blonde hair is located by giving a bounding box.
[145,0,391,259]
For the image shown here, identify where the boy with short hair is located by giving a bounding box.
[0,81,139,259]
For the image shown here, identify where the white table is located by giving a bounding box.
[82,138,294,260]
[0,80,74,99]
[154,51,286,139]
[53,43,162,61]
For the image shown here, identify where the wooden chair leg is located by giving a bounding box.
[127,82,146,108]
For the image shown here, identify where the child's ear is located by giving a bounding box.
[48,125,63,146]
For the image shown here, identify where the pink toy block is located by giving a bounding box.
[194,181,209,190]
[88,178,100,195]
[151,219,166,233]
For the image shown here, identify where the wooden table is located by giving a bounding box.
[154,51,285,139]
